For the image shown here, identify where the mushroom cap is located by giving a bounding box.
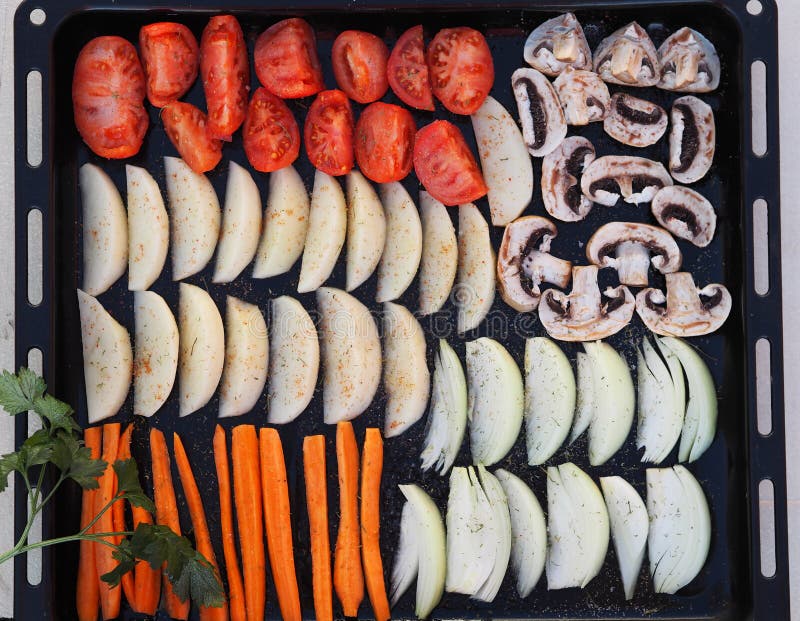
[657,27,720,93]
[651,185,716,247]
[636,272,731,336]
[512,67,568,157]
[669,95,715,184]
[542,136,596,222]
[554,66,611,126]
[524,13,593,76]
[581,155,673,206]
[593,22,660,87]
[603,92,667,147]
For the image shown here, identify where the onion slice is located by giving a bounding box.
[472,465,512,603]
[390,501,418,606]
[569,352,593,444]
[376,182,422,303]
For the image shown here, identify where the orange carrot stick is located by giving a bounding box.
[115,425,136,610]
[214,426,246,621]
[259,428,301,621]
[131,505,160,615]
[76,426,102,621]
[231,425,265,621]
[360,429,390,621]
[95,423,121,621]
[303,435,333,621]
[333,421,364,617]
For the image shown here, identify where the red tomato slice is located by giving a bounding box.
[139,22,199,108]
[162,101,222,173]
[72,36,148,159]
[331,30,389,104]
[413,120,487,206]
[243,87,300,173]
[426,27,494,115]
[387,25,434,111]
[355,102,415,183]
[200,15,249,140]
[304,89,354,176]
[254,18,325,99]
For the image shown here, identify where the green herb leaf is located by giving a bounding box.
[51,432,105,489]
[99,539,136,587]
[18,368,46,404]
[0,369,39,415]
[32,394,80,435]
[113,459,155,513]
[20,429,54,468]
[0,452,26,493]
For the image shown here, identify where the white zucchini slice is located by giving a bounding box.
[456,204,495,334]
[345,170,386,291]
[126,165,168,291]
[133,290,178,417]
[419,191,458,315]
[376,182,422,303]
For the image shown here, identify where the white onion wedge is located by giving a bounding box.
[456,204,495,334]
[78,289,132,423]
[569,352,593,444]
[126,165,168,291]
[133,291,178,417]
[345,170,386,291]
[419,192,458,315]
[376,182,422,303]
[81,164,128,295]
[390,501,418,606]
[473,465,512,603]
[672,465,712,591]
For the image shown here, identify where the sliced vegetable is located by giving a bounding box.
[303,435,333,621]
[334,421,364,616]
[376,182,422,303]
[418,191,458,316]
[254,18,325,99]
[355,103,415,184]
[76,427,102,621]
[139,22,199,108]
[162,101,223,173]
[361,429,391,621]
[390,501,417,606]
[96,423,122,621]
[126,165,169,291]
[456,204,495,334]
[387,25,434,111]
[472,465,511,603]
[332,30,389,103]
[427,27,494,115]
[346,170,387,292]
[133,290,178,418]
[131,503,160,616]
[568,352,593,444]
[243,87,301,173]
[304,90,354,176]
[114,426,136,609]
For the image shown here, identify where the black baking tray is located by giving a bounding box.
[12,0,788,619]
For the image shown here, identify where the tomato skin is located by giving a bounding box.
[255,18,325,99]
[304,89,354,177]
[354,103,415,183]
[413,120,487,207]
[72,36,148,159]
[426,27,494,115]
[139,22,199,108]
[387,25,434,111]
[331,30,389,104]
[200,15,249,140]
[243,87,300,173]
[161,101,223,173]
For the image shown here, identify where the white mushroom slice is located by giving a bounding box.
[669,96,716,184]
[553,67,610,125]
[604,93,667,147]
[78,289,132,423]
[346,170,386,291]
[542,137,595,222]
[376,183,422,303]
[383,302,430,438]
[581,155,673,206]
[636,272,731,337]
[511,68,568,157]
[218,296,268,418]
[456,204,495,333]
[658,27,720,92]
[470,95,533,225]
[586,222,682,287]
[165,156,221,281]
[497,216,572,312]
[419,192,457,315]
[317,287,381,423]
[523,13,592,76]
[652,186,716,247]
[133,291,178,417]
[252,164,310,279]
[298,170,347,294]
[593,22,660,87]
[267,296,319,424]
[81,164,128,295]
[178,283,224,416]
[126,165,168,291]
[539,265,635,342]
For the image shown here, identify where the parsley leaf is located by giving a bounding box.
[113,459,155,513]
[21,429,54,467]
[51,432,105,489]
[33,394,80,435]
[0,452,26,493]
[0,368,41,415]
[99,539,136,587]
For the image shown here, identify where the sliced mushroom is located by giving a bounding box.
[497,216,572,312]
[542,137,596,222]
[604,93,667,147]
[651,186,716,247]
[636,272,731,336]
[512,68,567,157]
[586,222,682,287]
[594,22,660,87]
[523,13,592,76]
[581,155,672,206]
[669,96,715,184]
[539,265,635,342]
[658,27,720,93]
[553,67,610,125]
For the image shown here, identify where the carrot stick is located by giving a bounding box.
[115,425,136,610]
[303,435,333,621]
[333,421,364,617]
[173,432,229,621]
[76,426,102,621]
[95,423,121,621]
[131,505,160,615]
[214,425,246,621]
[259,428,301,621]
[360,429,390,621]
[150,428,190,620]
[231,425,265,621]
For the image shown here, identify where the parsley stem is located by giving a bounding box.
[79,492,123,536]
[0,531,133,565]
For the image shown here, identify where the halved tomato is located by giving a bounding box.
[255,18,325,99]
[162,101,222,173]
[304,89,354,176]
[243,87,300,173]
[426,27,494,115]
[72,36,148,159]
[139,22,199,108]
[387,25,434,111]
[331,30,389,104]
[355,102,415,183]
[413,120,487,206]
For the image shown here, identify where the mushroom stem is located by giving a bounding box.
[613,241,652,287]
[554,32,579,62]
[521,251,572,290]
[675,53,699,89]
[611,39,643,82]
